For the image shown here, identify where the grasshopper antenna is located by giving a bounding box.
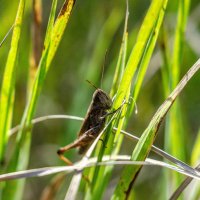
[86,80,98,90]
[0,24,14,47]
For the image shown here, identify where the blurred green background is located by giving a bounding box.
[0,0,200,199]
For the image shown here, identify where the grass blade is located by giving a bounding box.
[9,114,197,175]
[90,0,168,199]
[0,156,199,182]
[0,0,25,163]
[3,1,76,199]
[112,58,200,199]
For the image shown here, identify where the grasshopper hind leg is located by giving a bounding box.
[57,141,80,165]
[57,126,100,165]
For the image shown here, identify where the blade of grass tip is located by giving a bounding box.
[3,1,76,200]
[0,0,25,163]
[112,58,200,199]
[165,0,190,192]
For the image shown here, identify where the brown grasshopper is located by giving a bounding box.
[57,86,115,165]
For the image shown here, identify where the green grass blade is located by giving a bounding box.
[112,0,165,111]
[110,3,129,97]
[128,0,168,117]
[0,0,25,163]
[87,1,168,199]
[16,0,75,166]
[3,1,75,199]
[83,6,129,200]
[46,0,75,69]
[66,8,123,199]
[112,57,200,199]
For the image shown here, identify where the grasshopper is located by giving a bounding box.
[57,87,114,165]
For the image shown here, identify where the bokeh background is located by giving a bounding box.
[0,0,200,199]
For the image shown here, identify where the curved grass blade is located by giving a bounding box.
[8,114,197,174]
[112,58,200,199]
[0,156,199,183]
[8,114,198,175]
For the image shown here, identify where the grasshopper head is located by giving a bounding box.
[93,89,112,109]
